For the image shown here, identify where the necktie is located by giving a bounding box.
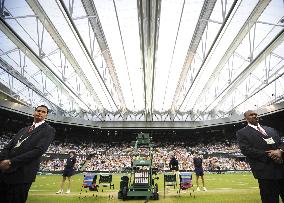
[28,124,35,133]
[257,126,267,137]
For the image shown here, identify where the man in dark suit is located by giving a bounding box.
[169,155,179,171]
[236,110,284,203]
[0,105,55,203]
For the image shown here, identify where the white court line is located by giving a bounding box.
[217,188,233,190]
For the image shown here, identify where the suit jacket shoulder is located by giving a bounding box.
[1,122,55,183]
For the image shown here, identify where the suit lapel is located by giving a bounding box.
[19,127,31,139]
[247,126,268,139]
[262,126,269,135]
[247,125,272,139]
[29,122,47,135]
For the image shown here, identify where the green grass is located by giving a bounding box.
[27,172,261,203]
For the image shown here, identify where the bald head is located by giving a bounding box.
[244,110,259,126]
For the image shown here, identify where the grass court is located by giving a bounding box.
[26,172,262,203]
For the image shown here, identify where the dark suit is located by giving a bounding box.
[169,157,179,171]
[236,125,284,203]
[0,122,55,203]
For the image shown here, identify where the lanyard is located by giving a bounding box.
[14,134,30,148]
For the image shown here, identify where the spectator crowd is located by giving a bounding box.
[0,134,250,173]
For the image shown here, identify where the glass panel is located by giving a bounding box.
[1,0,283,121]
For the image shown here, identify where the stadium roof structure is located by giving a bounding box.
[0,0,284,123]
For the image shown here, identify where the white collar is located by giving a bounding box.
[248,123,265,131]
[32,120,45,129]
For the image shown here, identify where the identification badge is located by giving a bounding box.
[263,137,275,144]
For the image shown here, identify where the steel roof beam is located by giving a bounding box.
[26,0,104,109]
[0,58,63,112]
[81,0,126,111]
[0,17,103,120]
[171,0,239,120]
[171,0,217,110]
[137,0,161,121]
[192,0,271,109]
[229,64,284,112]
[209,29,284,112]
[56,0,122,115]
